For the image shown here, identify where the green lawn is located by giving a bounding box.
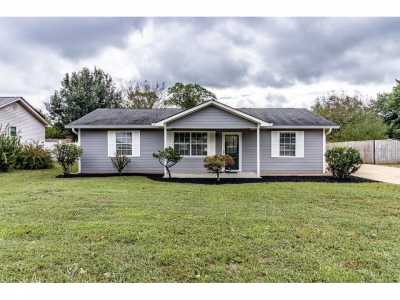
[380,164,400,168]
[1,168,400,282]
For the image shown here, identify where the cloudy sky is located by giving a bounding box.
[0,17,399,110]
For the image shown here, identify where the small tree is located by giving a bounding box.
[53,143,82,176]
[153,147,182,179]
[325,147,362,179]
[204,155,234,182]
[111,153,131,175]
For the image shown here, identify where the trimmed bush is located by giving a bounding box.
[204,154,234,181]
[111,153,131,175]
[325,146,362,179]
[53,143,82,176]
[0,128,22,172]
[17,143,53,170]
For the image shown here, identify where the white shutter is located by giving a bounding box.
[132,130,140,157]
[207,131,216,156]
[271,131,279,157]
[295,131,304,158]
[167,131,174,148]
[107,131,116,157]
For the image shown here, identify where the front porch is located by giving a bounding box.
[169,171,260,179]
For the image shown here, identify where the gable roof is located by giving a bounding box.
[152,100,272,126]
[0,97,48,126]
[66,103,338,129]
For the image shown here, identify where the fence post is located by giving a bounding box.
[373,140,376,164]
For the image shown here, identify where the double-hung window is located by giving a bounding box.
[9,126,17,137]
[116,131,132,156]
[279,132,296,157]
[174,132,208,156]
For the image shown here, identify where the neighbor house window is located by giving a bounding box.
[279,132,296,157]
[174,132,207,156]
[116,131,132,156]
[9,127,17,137]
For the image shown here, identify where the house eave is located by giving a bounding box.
[152,100,273,127]
[66,124,160,129]
[269,125,340,129]
[0,97,49,126]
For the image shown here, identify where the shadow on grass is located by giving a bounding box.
[56,173,376,184]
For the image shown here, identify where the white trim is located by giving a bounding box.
[270,125,339,129]
[164,124,167,177]
[107,131,116,157]
[77,129,81,173]
[222,132,242,172]
[132,130,141,157]
[256,124,260,177]
[295,131,304,158]
[322,128,326,173]
[0,97,48,126]
[66,124,157,129]
[171,131,210,158]
[108,130,140,158]
[273,130,305,158]
[67,124,339,129]
[152,100,272,127]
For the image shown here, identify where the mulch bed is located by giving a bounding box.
[57,173,376,184]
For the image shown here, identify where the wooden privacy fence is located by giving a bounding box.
[327,139,400,164]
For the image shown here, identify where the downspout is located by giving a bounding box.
[71,128,81,173]
[323,128,333,173]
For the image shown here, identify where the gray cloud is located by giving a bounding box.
[0,17,146,59]
[0,17,399,108]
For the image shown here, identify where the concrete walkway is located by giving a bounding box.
[354,164,400,184]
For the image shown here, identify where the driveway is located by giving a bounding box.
[354,164,400,184]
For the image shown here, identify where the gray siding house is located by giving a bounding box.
[0,97,48,143]
[67,100,338,177]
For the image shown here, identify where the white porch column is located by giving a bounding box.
[322,128,326,173]
[163,124,167,177]
[78,129,81,174]
[256,124,260,177]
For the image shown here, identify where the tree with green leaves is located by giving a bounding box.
[372,79,400,139]
[153,147,182,179]
[166,83,217,109]
[123,80,165,109]
[53,143,82,176]
[312,92,387,142]
[46,67,123,132]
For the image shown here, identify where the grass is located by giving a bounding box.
[380,164,400,168]
[1,168,400,282]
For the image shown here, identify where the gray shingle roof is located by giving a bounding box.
[68,106,336,127]
[68,108,182,126]
[239,108,337,126]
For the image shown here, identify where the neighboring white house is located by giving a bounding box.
[0,97,48,143]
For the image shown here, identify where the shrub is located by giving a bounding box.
[153,147,182,179]
[0,127,22,172]
[53,143,82,176]
[17,143,53,170]
[204,154,234,182]
[325,147,362,179]
[111,153,131,175]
